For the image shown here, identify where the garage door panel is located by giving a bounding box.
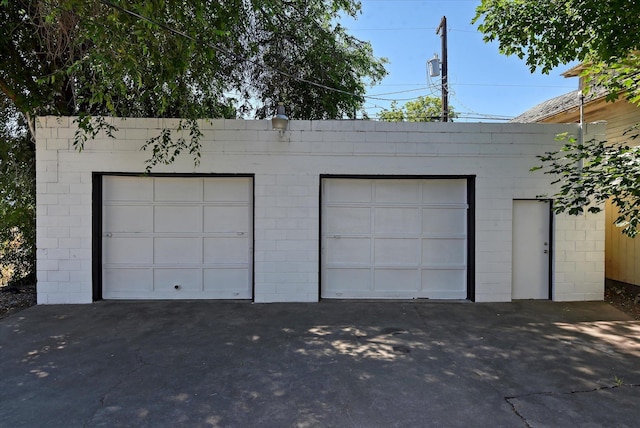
[324,179,372,203]
[204,178,251,202]
[103,205,153,233]
[204,206,249,233]
[374,269,419,292]
[324,269,371,293]
[204,237,249,264]
[103,176,253,300]
[421,269,466,298]
[322,178,468,300]
[154,237,202,264]
[422,208,467,235]
[104,237,153,264]
[375,207,419,234]
[422,179,466,204]
[154,178,202,201]
[422,239,466,265]
[154,206,202,233]
[325,237,371,265]
[375,181,419,203]
[103,176,153,202]
[153,269,202,292]
[374,238,419,265]
[324,207,370,234]
[204,269,251,298]
[103,268,152,294]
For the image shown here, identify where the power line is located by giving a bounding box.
[94,1,539,121]
[346,27,478,33]
[370,83,574,88]
[368,110,513,121]
[348,27,437,31]
[368,87,430,96]
[97,0,396,102]
[454,82,574,89]
[363,0,477,2]
[459,113,513,120]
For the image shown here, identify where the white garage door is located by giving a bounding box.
[102,176,253,299]
[321,178,468,299]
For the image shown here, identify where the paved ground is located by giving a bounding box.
[1,300,639,428]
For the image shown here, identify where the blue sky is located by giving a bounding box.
[341,0,579,121]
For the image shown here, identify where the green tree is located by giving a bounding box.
[0,95,35,284]
[474,0,640,236]
[1,0,387,155]
[532,132,640,237]
[0,0,387,282]
[473,0,640,101]
[378,101,405,122]
[379,96,455,122]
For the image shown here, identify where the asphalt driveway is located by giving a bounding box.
[1,300,639,427]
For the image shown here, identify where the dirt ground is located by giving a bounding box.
[604,280,640,320]
[1,282,639,320]
[0,283,36,319]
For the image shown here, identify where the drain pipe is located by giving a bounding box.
[579,90,585,140]
[578,90,585,169]
[578,90,586,216]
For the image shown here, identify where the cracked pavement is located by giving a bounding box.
[1,300,639,427]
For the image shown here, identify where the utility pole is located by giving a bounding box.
[436,16,448,122]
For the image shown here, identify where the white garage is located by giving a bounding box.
[100,175,253,299]
[36,118,606,304]
[321,177,470,300]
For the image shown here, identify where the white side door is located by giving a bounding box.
[512,199,551,299]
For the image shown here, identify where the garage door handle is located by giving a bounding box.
[237,232,245,236]
[333,235,341,239]
[104,233,112,238]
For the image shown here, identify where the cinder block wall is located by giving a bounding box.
[36,117,605,303]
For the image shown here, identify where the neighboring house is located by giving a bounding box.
[36,117,605,304]
[512,66,640,288]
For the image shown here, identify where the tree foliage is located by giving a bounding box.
[0,0,387,281]
[0,95,35,284]
[473,0,640,102]
[474,0,640,236]
[379,96,455,122]
[533,132,640,237]
[1,0,387,155]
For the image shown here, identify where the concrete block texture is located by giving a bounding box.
[35,116,605,304]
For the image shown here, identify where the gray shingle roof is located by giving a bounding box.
[510,87,608,123]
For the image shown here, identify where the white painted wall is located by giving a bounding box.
[36,117,606,304]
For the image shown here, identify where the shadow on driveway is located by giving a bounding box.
[1,301,639,427]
